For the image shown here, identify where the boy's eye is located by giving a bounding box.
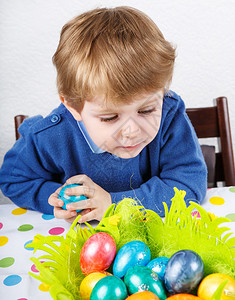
[100,115,118,122]
[138,108,156,115]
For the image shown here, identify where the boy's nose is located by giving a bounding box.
[121,118,141,138]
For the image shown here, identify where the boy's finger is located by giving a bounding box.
[66,174,91,185]
[66,198,94,211]
[48,193,64,207]
[79,208,92,215]
[64,185,95,198]
[78,209,98,223]
[54,207,77,219]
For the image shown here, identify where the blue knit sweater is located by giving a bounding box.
[0,91,207,216]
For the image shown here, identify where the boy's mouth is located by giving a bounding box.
[119,142,144,151]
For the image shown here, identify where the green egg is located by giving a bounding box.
[124,266,167,300]
[90,275,128,300]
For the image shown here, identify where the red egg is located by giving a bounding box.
[80,232,116,274]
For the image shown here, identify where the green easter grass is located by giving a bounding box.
[27,188,235,299]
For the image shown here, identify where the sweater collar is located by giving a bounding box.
[77,121,105,154]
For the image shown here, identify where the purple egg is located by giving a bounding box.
[147,257,169,281]
[164,249,204,294]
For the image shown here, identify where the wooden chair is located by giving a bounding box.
[186,97,235,187]
[14,115,28,140]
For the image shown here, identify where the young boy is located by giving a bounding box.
[0,7,207,223]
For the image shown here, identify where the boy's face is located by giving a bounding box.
[66,91,163,159]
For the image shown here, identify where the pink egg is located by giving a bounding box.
[80,232,116,275]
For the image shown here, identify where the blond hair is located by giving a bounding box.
[53,6,176,109]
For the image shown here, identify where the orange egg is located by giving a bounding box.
[197,273,235,300]
[167,294,202,299]
[126,291,159,299]
[80,271,110,300]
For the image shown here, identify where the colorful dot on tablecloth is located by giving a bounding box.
[49,227,65,235]
[31,264,39,273]
[225,213,235,222]
[24,240,34,250]
[17,224,34,231]
[42,214,55,220]
[3,274,22,286]
[191,211,200,218]
[0,236,8,246]
[31,261,45,273]
[39,282,50,292]
[0,222,3,230]
[0,257,15,268]
[209,196,225,205]
[17,298,28,300]
[229,187,235,193]
[12,207,27,215]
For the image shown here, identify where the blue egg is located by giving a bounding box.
[164,249,204,294]
[58,184,87,212]
[124,266,167,300]
[147,257,169,281]
[90,275,128,300]
[113,240,151,278]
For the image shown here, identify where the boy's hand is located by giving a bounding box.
[48,175,112,223]
[48,185,79,223]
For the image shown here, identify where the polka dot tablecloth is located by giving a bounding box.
[0,187,234,299]
[0,205,71,300]
[201,186,235,227]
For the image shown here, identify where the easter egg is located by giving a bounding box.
[113,240,151,278]
[80,232,116,274]
[59,184,87,212]
[80,271,110,300]
[126,291,160,299]
[164,250,204,294]
[90,275,128,300]
[167,294,202,299]
[124,265,167,300]
[197,273,235,300]
[147,257,169,281]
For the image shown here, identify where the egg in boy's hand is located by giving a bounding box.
[58,184,87,212]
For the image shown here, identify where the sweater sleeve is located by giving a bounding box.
[110,95,207,217]
[0,117,61,214]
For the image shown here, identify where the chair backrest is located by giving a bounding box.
[186,97,235,187]
[14,115,28,140]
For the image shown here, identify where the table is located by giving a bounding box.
[0,187,235,300]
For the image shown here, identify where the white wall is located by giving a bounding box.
[1,0,235,202]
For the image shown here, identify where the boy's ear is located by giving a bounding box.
[60,96,82,121]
